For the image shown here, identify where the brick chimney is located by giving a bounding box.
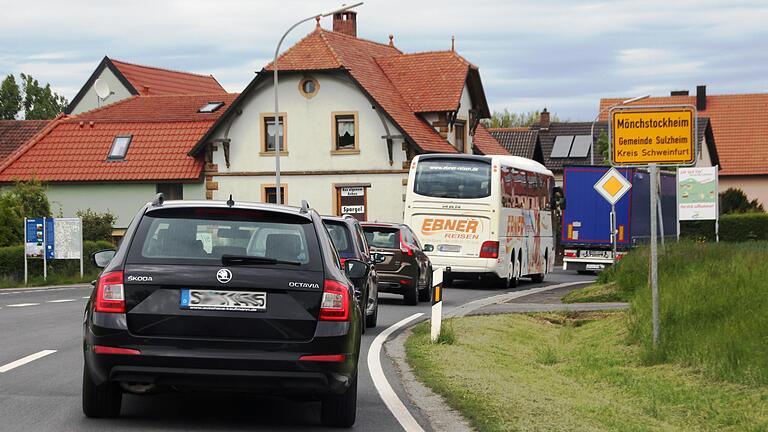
[333,11,357,37]
[696,85,707,111]
[539,108,550,130]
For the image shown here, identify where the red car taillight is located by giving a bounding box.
[95,271,125,313]
[564,249,577,258]
[93,345,141,355]
[399,231,413,256]
[319,279,349,321]
[479,241,499,259]
[299,354,346,362]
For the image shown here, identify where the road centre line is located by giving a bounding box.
[0,350,57,373]
[368,313,425,432]
[6,303,40,307]
[47,299,76,303]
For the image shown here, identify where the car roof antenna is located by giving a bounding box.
[151,193,164,207]
[300,200,310,213]
[226,194,235,207]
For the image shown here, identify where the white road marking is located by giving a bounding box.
[0,350,57,373]
[82,296,90,299]
[6,303,40,307]
[368,313,425,432]
[0,286,90,295]
[47,299,76,303]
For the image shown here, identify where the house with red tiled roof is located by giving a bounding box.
[0,120,51,165]
[65,56,226,115]
[190,11,492,221]
[0,94,237,231]
[600,86,768,207]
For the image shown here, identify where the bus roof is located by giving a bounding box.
[415,154,553,178]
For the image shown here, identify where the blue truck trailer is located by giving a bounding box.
[560,165,677,272]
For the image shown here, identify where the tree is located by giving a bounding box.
[595,130,610,165]
[0,74,22,120]
[76,209,116,242]
[20,73,68,120]
[720,188,764,214]
[482,109,561,129]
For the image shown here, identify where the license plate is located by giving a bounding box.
[180,289,267,312]
[438,244,461,253]
[580,250,612,259]
[586,264,605,270]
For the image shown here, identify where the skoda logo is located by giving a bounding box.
[216,268,232,284]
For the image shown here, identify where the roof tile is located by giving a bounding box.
[111,59,226,96]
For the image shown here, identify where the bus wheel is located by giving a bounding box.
[530,273,545,283]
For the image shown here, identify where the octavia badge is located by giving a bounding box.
[216,268,232,284]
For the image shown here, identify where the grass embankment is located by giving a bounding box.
[0,273,97,289]
[406,241,768,431]
[407,314,768,431]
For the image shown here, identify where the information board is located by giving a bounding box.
[678,166,718,221]
[24,218,45,258]
[53,218,83,259]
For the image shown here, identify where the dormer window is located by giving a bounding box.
[108,135,132,160]
[198,102,224,113]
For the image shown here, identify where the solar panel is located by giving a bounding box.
[550,135,574,158]
[569,135,592,158]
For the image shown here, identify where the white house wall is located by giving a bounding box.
[45,183,157,228]
[208,71,410,221]
[69,67,134,115]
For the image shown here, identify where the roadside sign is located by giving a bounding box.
[23,217,84,284]
[593,168,632,205]
[24,218,45,258]
[677,166,718,220]
[610,106,696,166]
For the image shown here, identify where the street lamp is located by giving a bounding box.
[590,94,650,165]
[272,2,363,205]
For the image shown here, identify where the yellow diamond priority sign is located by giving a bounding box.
[594,168,632,205]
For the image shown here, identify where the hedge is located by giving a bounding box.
[680,212,768,242]
[0,240,114,283]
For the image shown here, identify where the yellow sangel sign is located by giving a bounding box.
[610,108,695,165]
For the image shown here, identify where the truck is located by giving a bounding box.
[560,165,677,272]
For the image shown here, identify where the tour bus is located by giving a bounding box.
[404,154,555,287]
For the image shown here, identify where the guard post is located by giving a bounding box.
[430,267,445,342]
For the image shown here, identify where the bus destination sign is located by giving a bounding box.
[610,107,696,166]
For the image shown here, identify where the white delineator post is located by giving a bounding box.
[430,267,444,342]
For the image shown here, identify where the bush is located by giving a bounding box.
[77,208,116,242]
[0,240,113,285]
[720,187,764,214]
[680,212,768,242]
[0,180,52,247]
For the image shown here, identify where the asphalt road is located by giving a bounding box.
[0,271,592,431]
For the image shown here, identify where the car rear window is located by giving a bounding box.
[362,226,399,249]
[126,207,322,270]
[324,221,355,255]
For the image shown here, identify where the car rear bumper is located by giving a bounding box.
[85,312,359,396]
[376,272,415,294]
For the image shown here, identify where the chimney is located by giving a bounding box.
[539,108,550,130]
[696,85,707,111]
[333,11,357,37]
[670,90,689,96]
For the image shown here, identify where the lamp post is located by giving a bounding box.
[272,2,363,205]
[590,94,650,165]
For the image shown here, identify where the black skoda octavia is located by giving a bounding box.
[83,196,363,427]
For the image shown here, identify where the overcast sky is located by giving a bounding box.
[1,0,766,120]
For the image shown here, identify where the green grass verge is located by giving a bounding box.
[561,282,628,303]
[406,313,768,432]
[0,272,97,289]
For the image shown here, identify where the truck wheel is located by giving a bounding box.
[321,374,357,428]
[82,362,122,418]
[418,269,432,302]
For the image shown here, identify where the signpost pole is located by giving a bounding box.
[79,218,84,278]
[657,176,665,249]
[611,204,617,266]
[649,164,660,346]
[42,217,47,281]
[715,165,720,243]
[23,218,28,285]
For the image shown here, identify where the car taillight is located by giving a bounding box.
[564,249,577,258]
[400,231,413,256]
[93,345,141,355]
[299,354,346,362]
[319,279,349,321]
[479,241,499,259]
[95,271,125,313]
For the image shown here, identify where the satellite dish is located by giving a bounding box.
[94,79,111,100]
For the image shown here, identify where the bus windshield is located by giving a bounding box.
[414,158,492,199]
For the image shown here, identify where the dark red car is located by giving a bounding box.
[360,222,432,305]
